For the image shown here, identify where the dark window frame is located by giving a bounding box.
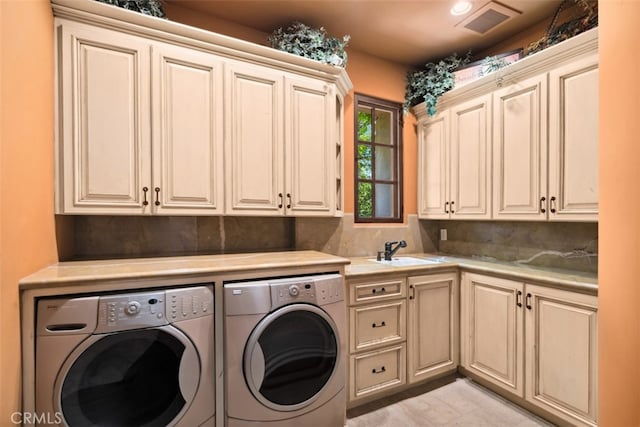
[354,93,403,223]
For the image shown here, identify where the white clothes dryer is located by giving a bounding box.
[224,273,346,427]
[35,285,215,427]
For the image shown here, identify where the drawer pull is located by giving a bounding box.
[371,287,386,295]
[371,321,386,328]
[372,366,386,374]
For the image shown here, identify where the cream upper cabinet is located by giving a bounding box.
[285,76,335,216]
[461,272,524,397]
[225,64,336,216]
[407,273,459,384]
[151,43,224,215]
[417,93,491,220]
[56,21,151,214]
[492,73,548,221]
[548,55,599,221]
[450,94,492,219]
[53,0,352,216]
[225,61,284,215]
[417,111,449,219]
[525,284,598,426]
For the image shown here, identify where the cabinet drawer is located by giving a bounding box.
[349,344,406,401]
[350,300,406,352]
[348,278,406,305]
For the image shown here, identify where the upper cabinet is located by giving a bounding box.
[52,0,351,216]
[415,28,598,222]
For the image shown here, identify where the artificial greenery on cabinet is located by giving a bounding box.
[404,52,470,116]
[268,22,350,67]
[94,0,167,18]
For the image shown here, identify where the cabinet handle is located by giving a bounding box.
[450,201,455,214]
[371,287,386,294]
[525,293,532,310]
[142,187,149,206]
[286,193,292,209]
[278,193,283,209]
[550,196,557,213]
[516,290,522,307]
[409,284,415,300]
[371,366,386,374]
[444,201,449,214]
[540,197,546,213]
[372,321,386,328]
[154,187,161,206]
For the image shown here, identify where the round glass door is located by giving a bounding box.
[244,304,339,411]
[58,328,195,426]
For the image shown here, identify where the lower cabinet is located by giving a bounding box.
[347,272,458,404]
[461,272,598,427]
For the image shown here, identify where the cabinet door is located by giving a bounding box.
[284,76,335,216]
[450,94,492,219]
[417,111,450,219]
[548,55,599,221]
[493,74,548,220]
[56,20,151,214]
[461,272,524,397]
[407,273,458,383]
[525,284,598,426]
[151,44,223,215]
[225,61,284,215]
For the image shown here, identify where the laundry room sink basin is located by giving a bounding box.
[368,256,443,267]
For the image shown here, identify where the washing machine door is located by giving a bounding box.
[55,325,199,427]
[244,303,339,412]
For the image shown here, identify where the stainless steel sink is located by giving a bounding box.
[368,256,443,267]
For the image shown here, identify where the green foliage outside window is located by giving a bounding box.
[357,111,373,218]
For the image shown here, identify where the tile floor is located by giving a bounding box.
[346,376,554,426]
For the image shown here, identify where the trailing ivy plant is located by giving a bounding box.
[404,52,471,117]
[480,55,510,76]
[268,22,350,67]
[94,0,167,18]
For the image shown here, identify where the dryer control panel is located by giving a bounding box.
[269,274,343,309]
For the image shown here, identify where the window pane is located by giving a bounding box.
[375,184,395,218]
[357,182,373,218]
[357,107,372,142]
[357,144,372,179]
[375,109,392,145]
[375,146,394,181]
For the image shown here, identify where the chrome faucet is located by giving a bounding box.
[378,240,407,261]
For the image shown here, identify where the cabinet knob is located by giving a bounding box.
[516,290,523,307]
[540,197,546,214]
[444,201,449,214]
[371,321,386,328]
[286,193,292,209]
[525,293,532,310]
[278,193,283,209]
[371,366,386,374]
[450,201,455,214]
[142,187,149,206]
[550,196,557,214]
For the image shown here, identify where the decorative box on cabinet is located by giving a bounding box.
[53,0,352,216]
[461,271,598,427]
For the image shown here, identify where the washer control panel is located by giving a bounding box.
[94,285,213,333]
[269,274,343,309]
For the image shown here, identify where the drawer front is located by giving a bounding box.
[349,278,406,305]
[350,300,406,352]
[350,344,406,401]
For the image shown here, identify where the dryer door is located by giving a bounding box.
[244,303,339,412]
[55,325,199,427]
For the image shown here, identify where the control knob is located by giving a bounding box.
[288,285,300,297]
[126,301,141,315]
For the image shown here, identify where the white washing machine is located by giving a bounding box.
[224,273,346,427]
[35,285,215,427]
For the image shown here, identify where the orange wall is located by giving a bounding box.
[0,0,58,420]
[168,4,417,221]
[598,1,640,425]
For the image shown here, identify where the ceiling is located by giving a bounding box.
[168,0,564,66]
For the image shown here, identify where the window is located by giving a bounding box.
[354,94,403,223]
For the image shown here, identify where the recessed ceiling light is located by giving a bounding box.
[450,1,473,16]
